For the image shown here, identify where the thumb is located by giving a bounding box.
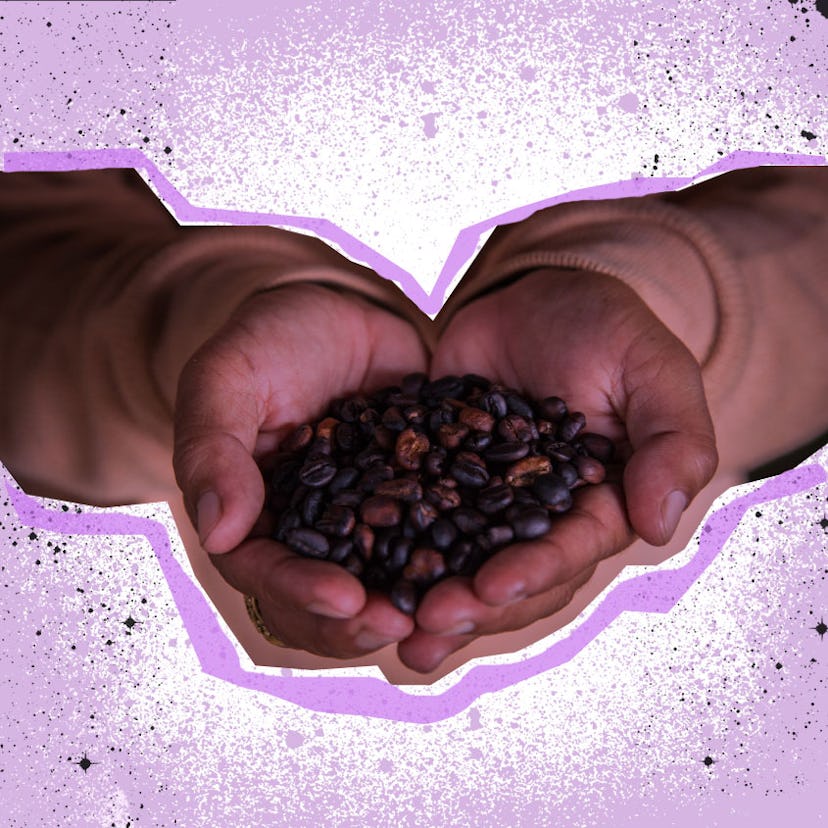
[621,343,718,546]
[173,353,265,554]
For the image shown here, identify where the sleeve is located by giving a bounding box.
[435,165,828,471]
[0,168,430,505]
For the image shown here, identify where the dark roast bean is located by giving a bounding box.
[334,422,361,452]
[403,548,447,583]
[557,412,587,441]
[334,395,369,422]
[355,443,385,470]
[479,391,508,419]
[452,507,488,535]
[462,373,492,392]
[372,528,395,563]
[401,372,428,397]
[498,414,534,443]
[463,432,493,452]
[357,463,395,492]
[353,524,375,561]
[285,527,329,558]
[484,524,514,546]
[437,422,469,450]
[485,441,529,463]
[424,483,462,511]
[329,539,353,563]
[328,466,360,494]
[408,499,439,531]
[382,406,408,431]
[331,488,364,509]
[476,482,515,515]
[505,455,552,487]
[299,456,338,487]
[449,452,490,488]
[430,518,458,550]
[575,433,615,464]
[423,375,465,401]
[458,406,495,433]
[424,449,447,477]
[556,461,579,488]
[388,537,413,571]
[280,424,313,453]
[316,505,356,537]
[275,509,302,542]
[446,540,474,574]
[390,579,419,615]
[505,393,534,418]
[301,489,326,525]
[533,474,573,510]
[403,404,428,425]
[510,507,552,540]
[537,396,567,422]
[539,440,577,462]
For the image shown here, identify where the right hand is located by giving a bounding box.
[173,283,428,658]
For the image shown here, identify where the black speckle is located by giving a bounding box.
[164,146,172,154]
[801,129,817,140]
[703,756,715,766]
[28,532,37,541]
[775,662,783,670]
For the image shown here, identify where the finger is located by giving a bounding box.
[621,342,718,546]
[400,566,598,673]
[210,536,367,619]
[174,351,267,554]
[470,482,631,606]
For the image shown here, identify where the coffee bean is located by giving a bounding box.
[285,527,329,558]
[262,374,614,614]
[510,507,552,540]
[360,495,403,527]
[395,428,430,470]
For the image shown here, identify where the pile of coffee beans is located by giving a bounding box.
[263,373,615,615]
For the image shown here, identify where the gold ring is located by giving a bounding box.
[244,594,287,647]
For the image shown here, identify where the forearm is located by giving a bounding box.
[0,169,425,504]
[438,166,828,472]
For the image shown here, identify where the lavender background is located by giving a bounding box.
[1,1,827,825]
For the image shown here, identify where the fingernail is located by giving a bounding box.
[445,619,475,635]
[306,601,353,620]
[196,491,221,547]
[354,631,396,651]
[660,490,688,541]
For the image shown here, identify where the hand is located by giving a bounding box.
[173,283,427,658]
[397,268,718,673]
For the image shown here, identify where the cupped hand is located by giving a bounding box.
[173,283,427,658]
[397,268,718,673]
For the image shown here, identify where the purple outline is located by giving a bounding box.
[3,149,825,315]
[4,461,825,722]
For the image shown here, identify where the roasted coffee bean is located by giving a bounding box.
[403,548,447,583]
[480,390,508,419]
[463,433,493,452]
[557,412,587,441]
[301,489,326,525]
[357,463,395,492]
[537,396,568,422]
[556,461,579,488]
[575,433,615,464]
[539,440,577,462]
[285,527,329,558]
[505,455,552,487]
[360,495,403,527]
[574,455,607,485]
[330,539,353,563]
[395,428,430,470]
[485,440,529,463]
[353,524,375,561]
[450,452,490,488]
[408,499,439,532]
[299,456,338,487]
[425,482,462,511]
[328,466,360,494]
[458,406,495,433]
[430,518,458,550]
[281,424,314,453]
[510,507,552,540]
[374,478,423,502]
[382,406,408,432]
[390,579,419,615]
[262,372,614,614]
[533,474,573,510]
[498,414,535,443]
[505,393,534,419]
[452,507,488,535]
[476,482,515,515]
[437,422,469,450]
[316,505,356,537]
[331,488,364,508]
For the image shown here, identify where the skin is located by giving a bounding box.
[172,269,718,672]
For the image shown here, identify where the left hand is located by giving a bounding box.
[397,267,718,673]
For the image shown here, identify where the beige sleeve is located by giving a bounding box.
[436,165,828,472]
[0,168,428,505]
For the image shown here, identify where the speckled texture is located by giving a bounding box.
[1,0,827,824]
